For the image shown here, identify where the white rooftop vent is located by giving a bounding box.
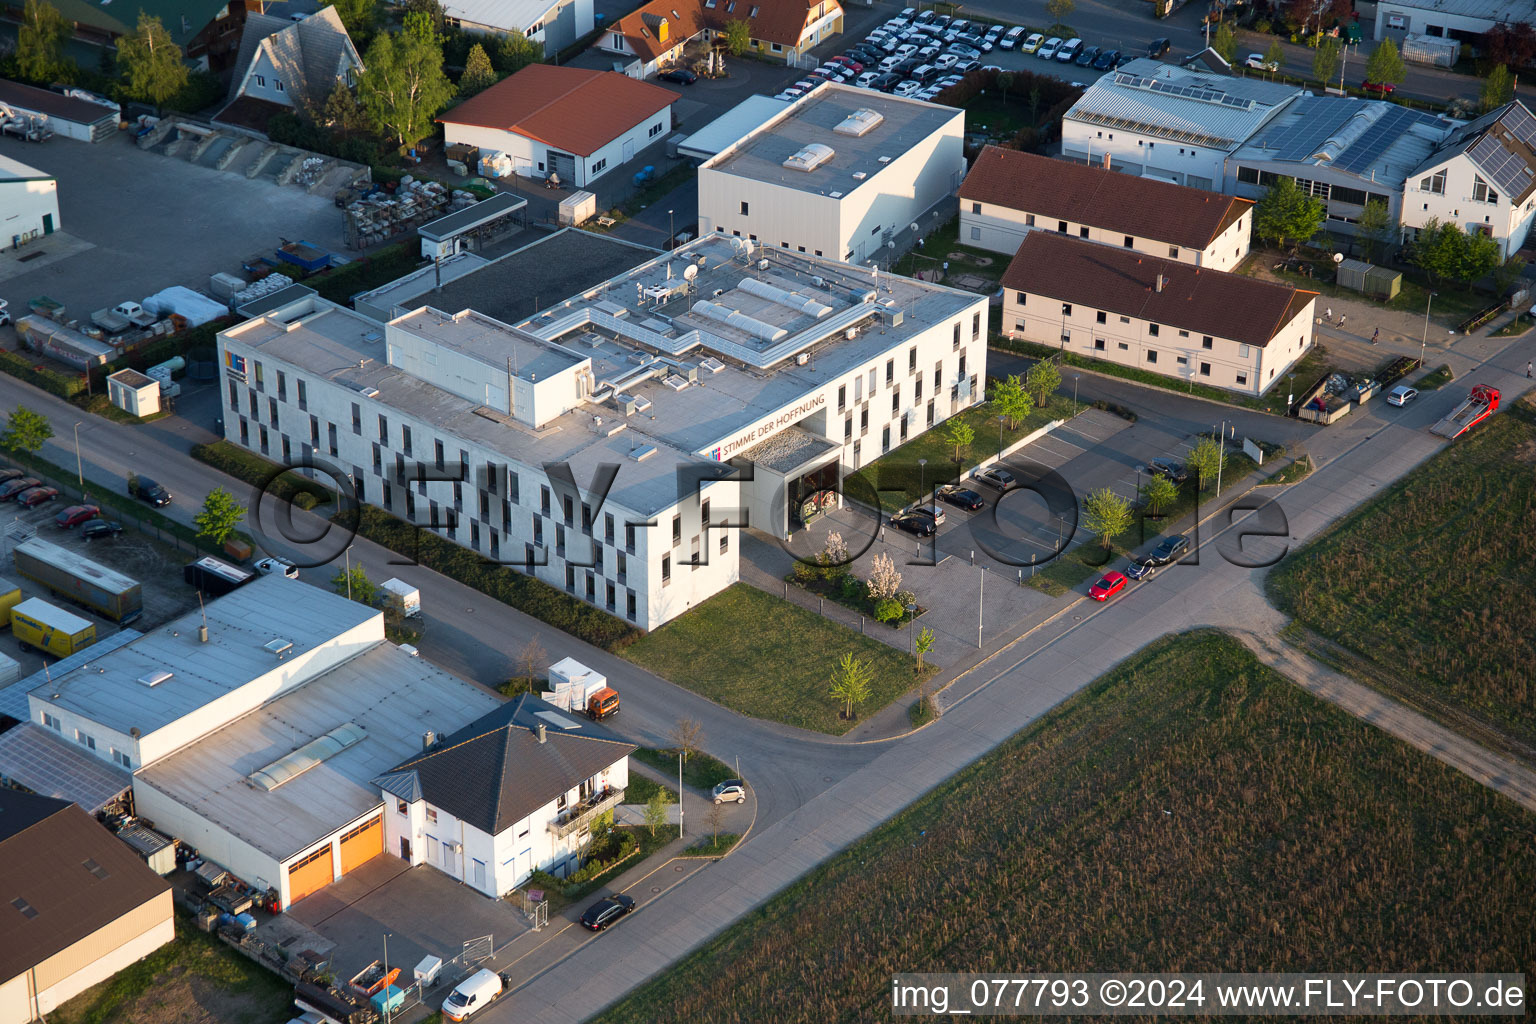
[795,352,810,366]
[852,171,867,180]
[362,330,383,343]
[137,670,172,688]
[629,444,657,461]
[783,142,835,172]
[699,357,725,374]
[263,637,293,659]
[877,155,892,163]
[663,374,689,390]
[829,191,845,199]
[359,386,380,398]
[834,108,885,136]
[633,396,652,413]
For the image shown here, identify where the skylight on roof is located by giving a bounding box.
[248,722,366,791]
[535,710,583,730]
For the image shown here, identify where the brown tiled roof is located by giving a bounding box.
[440,65,675,157]
[610,0,831,63]
[0,789,171,981]
[960,147,1252,251]
[1001,232,1315,349]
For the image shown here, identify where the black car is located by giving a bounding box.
[891,513,936,537]
[0,468,23,484]
[1074,45,1100,66]
[130,476,172,507]
[1093,48,1120,70]
[580,893,636,931]
[1146,534,1190,566]
[80,519,124,542]
[659,67,698,84]
[1147,458,1188,484]
[1147,37,1171,57]
[873,72,903,91]
[938,487,985,511]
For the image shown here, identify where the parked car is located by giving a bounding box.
[659,67,698,84]
[1093,49,1121,69]
[1124,560,1158,581]
[912,504,946,526]
[1387,385,1419,406]
[255,555,300,578]
[1146,534,1191,566]
[1147,458,1188,483]
[933,53,959,69]
[1075,45,1101,66]
[953,59,981,72]
[948,42,982,59]
[55,504,100,528]
[1020,32,1045,53]
[891,512,936,536]
[938,486,985,511]
[856,70,882,88]
[893,79,924,96]
[0,477,42,500]
[713,779,748,804]
[129,475,172,507]
[1244,52,1279,72]
[580,893,636,931]
[1001,26,1027,49]
[975,466,1017,491]
[1089,571,1128,601]
[1362,80,1395,95]
[1056,37,1083,62]
[80,519,123,542]
[830,55,863,70]
[1037,37,1064,59]
[17,486,59,507]
[0,468,23,485]
[872,72,903,90]
[1147,37,1171,57]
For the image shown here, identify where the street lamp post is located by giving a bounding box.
[1420,291,1436,368]
[72,421,83,489]
[918,458,927,499]
[1072,375,1080,417]
[382,932,393,1023]
[977,566,984,649]
[668,209,675,250]
[345,545,353,601]
[907,602,917,654]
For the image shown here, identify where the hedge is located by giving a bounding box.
[190,440,337,507]
[349,505,641,651]
[0,348,88,398]
[310,242,424,304]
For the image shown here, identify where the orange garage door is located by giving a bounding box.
[287,846,334,906]
[338,816,383,873]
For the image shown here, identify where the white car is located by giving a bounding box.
[933,53,959,70]
[254,555,299,579]
[1037,36,1063,59]
[856,70,881,88]
[895,42,919,58]
[938,74,964,87]
[1245,52,1279,71]
[1386,385,1419,406]
[893,79,923,96]
[879,54,904,70]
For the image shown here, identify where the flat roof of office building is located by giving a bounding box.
[703,83,961,197]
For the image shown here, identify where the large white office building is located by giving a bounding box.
[216,235,987,630]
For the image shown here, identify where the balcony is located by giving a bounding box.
[548,787,624,838]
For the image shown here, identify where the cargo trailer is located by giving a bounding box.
[11,597,96,656]
[12,537,142,623]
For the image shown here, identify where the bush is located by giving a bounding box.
[839,575,865,602]
[190,440,335,507]
[1092,399,1137,422]
[310,242,423,304]
[0,348,87,398]
[875,597,905,624]
[1255,18,1273,32]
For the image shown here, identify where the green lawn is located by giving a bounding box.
[1415,363,1455,390]
[846,393,1077,512]
[1268,395,1536,749]
[591,630,1536,1024]
[680,832,741,857]
[1235,251,1489,324]
[891,215,1008,287]
[624,771,679,805]
[622,583,930,735]
[633,746,736,793]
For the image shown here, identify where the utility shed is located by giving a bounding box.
[1336,258,1402,299]
[107,368,161,417]
[418,192,527,259]
[117,824,178,876]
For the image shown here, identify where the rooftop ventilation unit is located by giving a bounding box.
[783,142,835,172]
[263,638,294,659]
[877,155,892,163]
[664,374,689,390]
[796,352,811,366]
[851,172,867,180]
[633,396,652,413]
[829,191,844,199]
[137,670,172,688]
[738,277,834,318]
[835,108,885,136]
[699,357,726,374]
[679,363,700,382]
[615,393,638,414]
[362,331,383,344]
[629,444,657,462]
[880,306,904,327]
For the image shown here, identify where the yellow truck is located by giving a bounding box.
[11,598,96,657]
[0,575,20,627]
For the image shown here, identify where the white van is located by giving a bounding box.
[442,969,503,1021]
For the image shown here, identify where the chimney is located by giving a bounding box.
[422,730,436,750]
[198,625,208,643]
[1155,274,1166,293]
[536,723,547,744]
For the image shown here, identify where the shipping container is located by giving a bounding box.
[11,597,97,656]
[183,556,256,597]
[13,538,143,623]
[0,574,21,627]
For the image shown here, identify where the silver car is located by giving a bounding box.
[712,779,747,804]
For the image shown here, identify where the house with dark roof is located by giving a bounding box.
[44,0,247,71]
[1400,100,1536,260]
[959,147,1254,272]
[0,789,174,1023]
[597,0,842,78]
[439,64,675,188]
[1002,232,1317,397]
[216,8,363,130]
[374,694,636,897]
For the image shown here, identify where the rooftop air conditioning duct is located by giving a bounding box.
[737,277,834,318]
[783,142,835,172]
[692,300,790,342]
[834,108,884,136]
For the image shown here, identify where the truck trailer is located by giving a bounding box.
[0,574,20,627]
[12,537,143,623]
[183,556,256,597]
[11,598,97,657]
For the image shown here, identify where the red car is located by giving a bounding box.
[17,486,60,507]
[1361,80,1395,95]
[56,504,101,528]
[831,55,864,72]
[1088,571,1128,601]
[0,476,41,500]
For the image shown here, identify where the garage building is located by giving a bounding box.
[0,154,59,246]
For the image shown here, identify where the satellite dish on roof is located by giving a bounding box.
[683,263,698,281]
[1332,252,1345,263]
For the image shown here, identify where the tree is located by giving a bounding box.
[515,635,546,686]
[492,29,542,75]
[1493,254,1527,296]
[1142,475,1178,517]
[1213,23,1238,66]
[332,563,376,604]
[1414,218,1501,286]
[1045,0,1075,30]
[459,42,497,96]
[318,80,367,137]
[1025,359,1062,407]
[1082,487,1132,550]
[915,627,935,672]
[1483,22,1536,71]
[942,418,974,462]
[828,652,874,720]
[703,800,727,849]
[1364,38,1406,87]
[670,718,704,763]
[1,406,52,455]
[1254,177,1325,253]
[866,551,901,602]
[1481,63,1515,113]
[359,16,455,150]
[722,19,751,56]
[324,0,378,40]
[1263,41,1285,77]
[1311,37,1341,86]
[1356,199,1394,262]
[1187,436,1226,492]
[194,487,246,546]
[116,13,189,112]
[996,72,1013,102]
[1028,83,1042,126]
[17,0,72,85]
[992,374,1033,429]
[644,789,668,838]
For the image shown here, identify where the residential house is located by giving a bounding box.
[1400,100,1536,259]
[0,789,174,1024]
[43,0,248,71]
[599,0,842,78]
[374,694,636,895]
[441,0,593,57]
[959,146,1253,271]
[217,7,363,129]
[1002,231,1317,397]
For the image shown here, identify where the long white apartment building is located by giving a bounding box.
[217,235,987,630]
[698,83,965,265]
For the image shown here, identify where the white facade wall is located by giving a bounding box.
[239,50,294,106]
[24,705,138,776]
[442,107,670,188]
[1002,288,1314,396]
[0,177,60,242]
[442,122,540,178]
[577,109,671,185]
[131,779,286,894]
[1061,121,1228,190]
[1402,152,1536,260]
[1373,1,1506,39]
[960,202,1250,271]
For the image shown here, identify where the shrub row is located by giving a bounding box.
[310,242,424,304]
[190,440,336,507]
[0,348,88,398]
